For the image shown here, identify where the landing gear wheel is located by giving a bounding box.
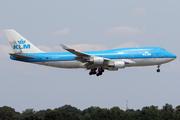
[89,68,97,75]
[156,65,161,73]
[98,68,104,73]
[157,69,160,73]
[96,71,102,76]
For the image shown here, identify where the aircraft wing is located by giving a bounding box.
[60,44,90,57]
[60,44,135,67]
[60,44,110,64]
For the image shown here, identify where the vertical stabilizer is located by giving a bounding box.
[4,29,43,53]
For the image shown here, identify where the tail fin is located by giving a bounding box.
[4,29,43,53]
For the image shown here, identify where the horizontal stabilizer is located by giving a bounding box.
[9,53,35,59]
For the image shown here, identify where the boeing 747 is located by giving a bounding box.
[4,30,177,76]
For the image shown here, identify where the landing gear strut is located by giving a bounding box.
[157,65,161,73]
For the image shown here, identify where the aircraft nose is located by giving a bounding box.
[170,53,177,60]
[172,53,177,58]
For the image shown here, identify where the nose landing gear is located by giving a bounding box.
[157,69,160,72]
[157,65,161,73]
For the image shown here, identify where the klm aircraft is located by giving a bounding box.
[5,30,177,76]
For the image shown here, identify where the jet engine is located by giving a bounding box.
[114,61,125,68]
[93,57,104,64]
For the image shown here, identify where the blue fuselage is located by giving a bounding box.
[10,47,176,64]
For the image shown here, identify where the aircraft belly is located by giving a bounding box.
[32,61,85,68]
[30,58,173,69]
[128,58,171,67]
[142,58,170,65]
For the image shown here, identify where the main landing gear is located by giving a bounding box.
[89,68,97,75]
[157,65,161,73]
[96,68,104,76]
[89,68,104,76]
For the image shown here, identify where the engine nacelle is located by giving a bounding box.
[114,61,125,68]
[93,57,104,65]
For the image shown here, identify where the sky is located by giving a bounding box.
[0,0,180,113]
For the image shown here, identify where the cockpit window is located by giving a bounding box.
[161,49,166,50]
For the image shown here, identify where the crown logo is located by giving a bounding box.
[18,39,26,44]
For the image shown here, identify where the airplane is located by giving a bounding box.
[4,29,177,76]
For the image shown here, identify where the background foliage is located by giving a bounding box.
[1,104,180,120]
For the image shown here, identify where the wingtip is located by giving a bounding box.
[60,44,65,48]
[60,44,69,49]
